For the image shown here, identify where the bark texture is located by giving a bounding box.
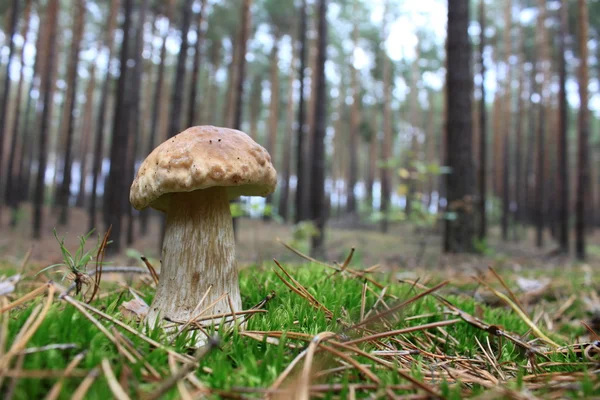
[33,0,60,239]
[478,0,486,239]
[557,0,569,252]
[89,0,119,232]
[309,0,328,256]
[294,0,308,223]
[576,0,589,259]
[444,0,475,253]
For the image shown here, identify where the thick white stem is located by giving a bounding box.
[146,187,241,325]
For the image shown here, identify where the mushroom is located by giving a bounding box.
[129,125,277,327]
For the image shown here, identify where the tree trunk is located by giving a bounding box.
[332,77,347,219]
[140,0,174,235]
[0,0,20,209]
[546,104,558,239]
[186,0,207,128]
[57,0,86,226]
[535,0,548,248]
[222,34,239,128]
[17,5,51,208]
[425,90,437,208]
[204,44,222,126]
[501,0,512,241]
[33,0,60,239]
[347,4,360,216]
[89,0,119,232]
[576,0,589,259]
[75,62,97,208]
[557,0,569,252]
[366,110,378,212]
[301,9,318,224]
[248,73,263,141]
[444,0,474,253]
[264,36,281,219]
[438,82,448,233]
[405,44,421,218]
[167,0,193,139]
[5,0,32,220]
[233,0,251,130]
[294,0,308,223]
[514,26,525,228]
[380,55,392,233]
[535,98,546,247]
[310,0,328,256]
[105,0,134,250]
[524,60,537,226]
[278,36,297,223]
[478,0,486,239]
[492,82,502,200]
[126,0,149,245]
[231,0,252,237]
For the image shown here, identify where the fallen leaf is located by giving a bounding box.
[120,289,149,320]
[120,298,149,320]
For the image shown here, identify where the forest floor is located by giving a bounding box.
[4,203,600,271]
[1,204,600,398]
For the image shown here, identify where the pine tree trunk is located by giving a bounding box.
[301,9,319,224]
[366,110,377,212]
[535,0,548,248]
[310,0,328,256]
[204,45,222,126]
[5,0,32,219]
[233,0,251,130]
[278,37,297,222]
[223,35,239,128]
[535,102,546,247]
[478,0,486,239]
[524,61,537,226]
[248,74,263,141]
[105,0,134,250]
[492,87,502,201]
[557,0,569,252]
[501,0,512,241]
[0,0,20,210]
[33,0,60,239]
[444,0,475,253]
[231,0,252,237]
[264,37,281,219]
[89,0,119,232]
[17,10,50,208]
[380,53,392,233]
[75,63,97,208]
[167,0,193,139]
[186,0,207,127]
[332,77,347,219]
[126,0,149,245]
[424,91,436,207]
[57,0,86,226]
[576,0,589,259]
[514,26,525,228]
[139,0,174,235]
[405,45,420,218]
[294,0,308,223]
[347,5,360,216]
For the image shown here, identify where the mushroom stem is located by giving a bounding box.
[146,187,241,326]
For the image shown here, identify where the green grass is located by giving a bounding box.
[1,259,598,399]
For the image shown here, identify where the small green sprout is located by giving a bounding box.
[36,229,111,294]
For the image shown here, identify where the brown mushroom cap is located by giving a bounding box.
[130,126,277,212]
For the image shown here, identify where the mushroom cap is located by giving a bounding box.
[130,125,277,212]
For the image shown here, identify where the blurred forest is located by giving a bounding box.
[0,0,599,264]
